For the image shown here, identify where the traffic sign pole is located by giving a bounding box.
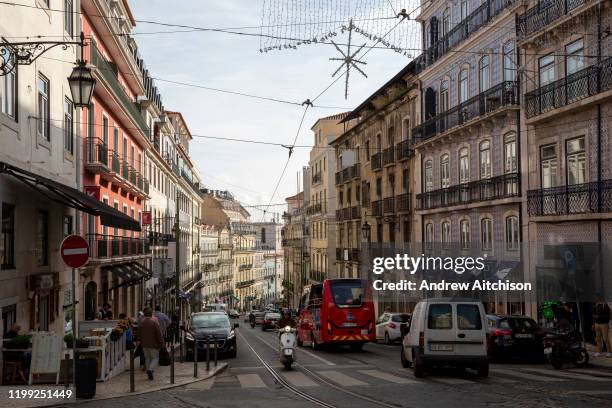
[72,267,77,390]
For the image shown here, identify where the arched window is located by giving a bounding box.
[459,69,468,103]
[479,141,491,179]
[424,160,433,192]
[441,221,451,245]
[503,41,516,81]
[479,56,490,91]
[460,219,470,249]
[440,80,449,112]
[506,216,520,250]
[425,223,434,243]
[442,8,450,36]
[440,154,450,188]
[459,147,469,184]
[481,218,493,251]
[461,0,469,20]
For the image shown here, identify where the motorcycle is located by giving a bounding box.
[278,325,297,370]
[543,329,589,369]
[249,314,256,328]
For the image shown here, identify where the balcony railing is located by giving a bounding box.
[417,173,520,211]
[420,0,516,70]
[306,203,322,215]
[372,200,383,216]
[335,171,342,186]
[350,163,360,179]
[413,81,518,144]
[86,137,109,168]
[382,147,395,166]
[312,172,322,184]
[383,196,395,213]
[351,205,361,219]
[525,57,612,118]
[517,0,591,40]
[396,139,414,161]
[87,234,147,259]
[527,180,612,216]
[371,152,382,171]
[90,46,150,137]
[397,193,410,212]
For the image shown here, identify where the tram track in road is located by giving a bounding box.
[244,331,405,408]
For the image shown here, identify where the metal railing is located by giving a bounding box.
[382,147,395,166]
[397,193,411,212]
[417,173,520,210]
[413,81,518,144]
[420,0,516,70]
[371,200,383,216]
[396,139,414,161]
[350,163,360,179]
[525,57,612,118]
[306,203,322,215]
[517,0,591,40]
[527,180,612,216]
[86,137,109,167]
[312,172,322,184]
[90,46,150,137]
[371,152,382,170]
[87,234,147,259]
[383,196,395,213]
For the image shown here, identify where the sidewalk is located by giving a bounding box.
[0,358,227,408]
[587,343,612,368]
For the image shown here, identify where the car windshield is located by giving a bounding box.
[330,280,364,307]
[265,313,280,319]
[507,318,537,331]
[192,314,230,328]
[391,314,410,323]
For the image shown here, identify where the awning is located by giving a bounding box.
[105,262,148,291]
[0,161,140,231]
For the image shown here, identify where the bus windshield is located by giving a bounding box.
[330,280,364,307]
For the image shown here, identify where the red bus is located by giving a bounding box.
[297,278,375,350]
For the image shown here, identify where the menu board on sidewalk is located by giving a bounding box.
[29,331,63,385]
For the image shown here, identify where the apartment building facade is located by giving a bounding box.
[413,0,525,315]
[281,192,306,308]
[307,113,346,282]
[517,0,612,328]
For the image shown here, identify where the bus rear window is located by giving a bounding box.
[330,280,363,306]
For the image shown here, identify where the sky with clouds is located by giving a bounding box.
[129,0,420,221]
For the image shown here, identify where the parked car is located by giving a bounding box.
[376,313,411,344]
[228,309,240,319]
[262,312,281,331]
[487,314,545,361]
[185,312,238,359]
[401,298,489,378]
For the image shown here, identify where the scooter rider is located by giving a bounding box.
[277,309,296,329]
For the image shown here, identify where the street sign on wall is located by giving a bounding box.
[60,235,89,269]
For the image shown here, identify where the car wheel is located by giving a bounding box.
[400,347,412,368]
[477,362,489,378]
[262,325,266,331]
[413,351,425,378]
[573,349,589,368]
[311,333,320,350]
[384,332,391,345]
[227,348,237,358]
[297,334,303,347]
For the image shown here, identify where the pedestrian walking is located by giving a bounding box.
[154,305,171,336]
[593,299,611,357]
[139,307,164,380]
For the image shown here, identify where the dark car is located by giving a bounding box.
[487,314,545,361]
[228,309,240,319]
[185,312,238,359]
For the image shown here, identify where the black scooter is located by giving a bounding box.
[543,329,589,369]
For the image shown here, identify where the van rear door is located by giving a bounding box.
[454,303,486,356]
[424,302,455,356]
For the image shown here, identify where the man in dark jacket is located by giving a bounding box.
[139,307,164,380]
[593,300,611,357]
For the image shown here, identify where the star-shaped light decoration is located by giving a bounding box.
[329,19,368,99]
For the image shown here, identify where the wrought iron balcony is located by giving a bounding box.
[85,137,110,173]
[413,81,518,144]
[335,170,342,186]
[90,46,150,137]
[382,147,395,166]
[350,163,360,180]
[306,202,322,215]
[87,233,147,259]
[397,193,410,212]
[527,180,612,216]
[417,173,520,211]
[351,205,361,219]
[371,152,382,171]
[371,200,383,216]
[396,139,414,161]
[383,196,395,213]
[517,0,592,40]
[419,0,516,71]
[525,57,612,118]
[312,171,322,185]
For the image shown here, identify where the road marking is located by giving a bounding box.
[237,373,267,388]
[522,368,612,382]
[568,368,612,378]
[486,375,517,384]
[318,370,367,386]
[255,333,336,366]
[493,368,565,382]
[358,369,419,384]
[282,371,319,387]
[430,377,475,385]
[566,390,612,395]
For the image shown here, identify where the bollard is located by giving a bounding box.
[170,344,175,384]
[129,349,135,393]
[206,336,211,372]
[64,353,70,389]
[193,339,198,378]
[214,339,218,367]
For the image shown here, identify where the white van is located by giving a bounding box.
[400,298,488,378]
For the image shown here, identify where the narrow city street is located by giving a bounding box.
[75,319,612,408]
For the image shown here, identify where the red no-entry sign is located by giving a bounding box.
[60,235,90,269]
